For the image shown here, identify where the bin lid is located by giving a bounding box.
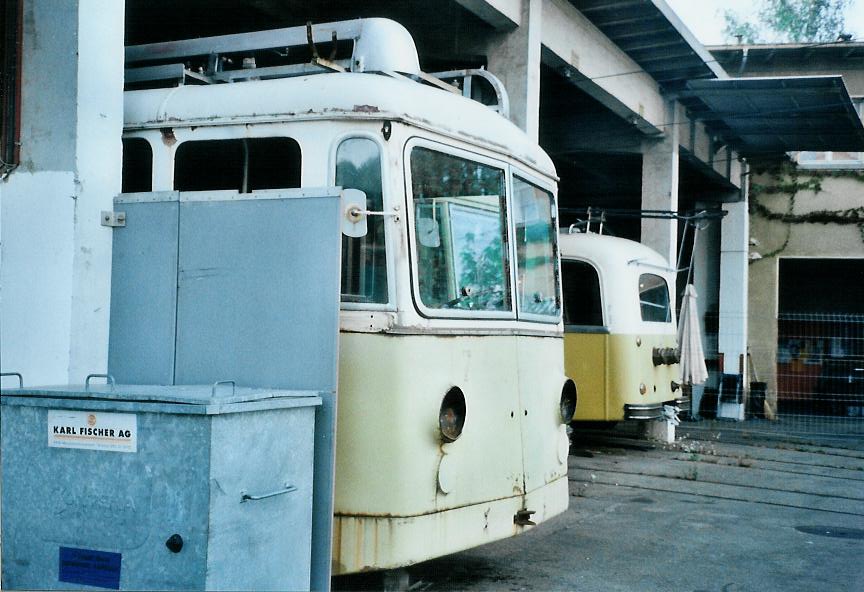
[0,383,322,415]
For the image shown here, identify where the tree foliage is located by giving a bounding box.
[723,0,852,43]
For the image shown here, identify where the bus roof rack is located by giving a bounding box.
[124,18,509,117]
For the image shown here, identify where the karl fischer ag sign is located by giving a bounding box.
[48,410,138,453]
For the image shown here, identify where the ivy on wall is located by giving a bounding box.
[749,162,864,259]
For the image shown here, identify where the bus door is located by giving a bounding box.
[511,174,566,498]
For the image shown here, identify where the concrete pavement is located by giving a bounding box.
[339,428,864,591]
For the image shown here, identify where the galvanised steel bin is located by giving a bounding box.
[0,382,321,591]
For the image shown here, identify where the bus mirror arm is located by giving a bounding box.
[353,207,400,220]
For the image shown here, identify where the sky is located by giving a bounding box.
[665,0,864,45]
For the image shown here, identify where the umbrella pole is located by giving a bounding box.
[684,223,701,288]
[676,219,690,275]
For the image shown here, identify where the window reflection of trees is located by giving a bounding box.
[513,177,559,317]
[411,147,511,312]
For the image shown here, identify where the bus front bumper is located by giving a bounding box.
[331,475,569,575]
[623,395,689,421]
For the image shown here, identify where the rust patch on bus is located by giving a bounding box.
[160,127,177,146]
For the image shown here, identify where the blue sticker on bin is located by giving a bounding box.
[59,546,121,590]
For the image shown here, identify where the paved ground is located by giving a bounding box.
[338,424,864,591]
[2,421,862,590]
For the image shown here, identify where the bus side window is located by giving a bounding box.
[122,138,152,193]
[639,273,671,323]
[562,260,603,326]
[337,138,388,304]
[174,137,301,192]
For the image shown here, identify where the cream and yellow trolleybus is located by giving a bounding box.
[559,229,686,424]
[123,19,573,576]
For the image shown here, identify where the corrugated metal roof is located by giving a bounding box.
[708,42,864,72]
[681,76,864,156]
[568,2,864,158]
[568,0,725,88]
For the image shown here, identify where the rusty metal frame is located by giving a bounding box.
[1,0,22,177]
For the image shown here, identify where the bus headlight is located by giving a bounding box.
[439,387,466,442]
[560,380,577,424]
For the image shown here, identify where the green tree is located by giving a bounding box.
[723,0,852,43]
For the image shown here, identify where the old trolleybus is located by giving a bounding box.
[559,229,686,425]
[123,19,574,575]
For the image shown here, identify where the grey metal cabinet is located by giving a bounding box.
[1,384,320,591]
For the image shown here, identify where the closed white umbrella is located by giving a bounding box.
[678,283,708,385]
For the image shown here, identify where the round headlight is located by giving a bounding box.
[560,380,578,424]
[439,387,466,442]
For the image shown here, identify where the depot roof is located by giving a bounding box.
[573,1,864,157]
[680,76,864,156]
[569,0,726,88]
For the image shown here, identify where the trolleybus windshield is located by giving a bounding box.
[513,176,559,319]
[410,147,511,313]
[409,145,560,321]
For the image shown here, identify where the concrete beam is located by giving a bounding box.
[485,0,542,139]
[461,0,740,189]
[454,0,521,29]
[540,0,665,132]
[541,107,644,155]
[640,99,680,267]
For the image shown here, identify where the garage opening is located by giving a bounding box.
[776,258,864,423]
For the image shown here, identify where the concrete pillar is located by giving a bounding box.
[0,0,124,385]
[686,203,722,417]
[691,202,722,350]
[640,99,680,267]
[484,0,542,140]
[718,176,749,378]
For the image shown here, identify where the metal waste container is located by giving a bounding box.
[0,381,321,591]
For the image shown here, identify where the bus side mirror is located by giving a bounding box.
[342,188,368,238]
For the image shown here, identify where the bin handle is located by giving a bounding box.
[212,380,236,396]
[1,372,24,388]
[85,373,116,391]
[240,483,297,503]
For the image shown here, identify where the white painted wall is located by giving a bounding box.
[0,0,124,387]
[1,172,77,385]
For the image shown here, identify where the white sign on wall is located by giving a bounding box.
[47,410,137,453]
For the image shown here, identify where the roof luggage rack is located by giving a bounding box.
[124,18,509,117]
